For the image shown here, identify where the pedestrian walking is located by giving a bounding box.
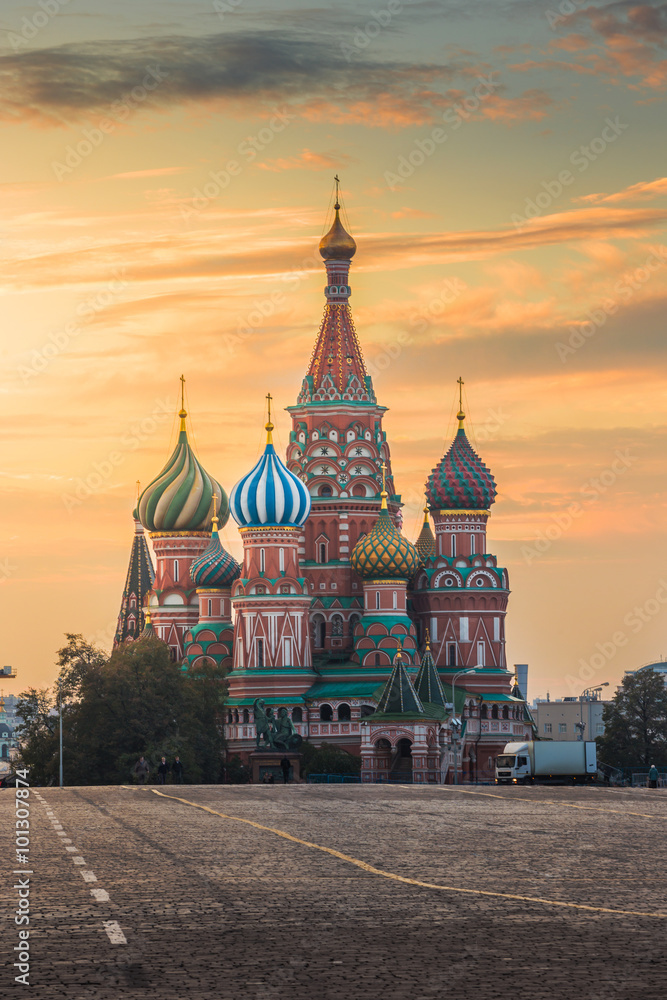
[172,756,183,784]
[157,757,168,785]
[280,756,291,784]
[134,756,149,785]
[648,764,659,789]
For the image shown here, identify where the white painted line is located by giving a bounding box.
[72,857,85,865]
[103,921,127,945]
[81,871,97,882]
[65,846,78,853]
[52,824,63,830]
[62,838,72,843]
[56,832,67,837]
[91,888,110,902]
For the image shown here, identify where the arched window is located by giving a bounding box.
[260,548,265,573]
[320,543,327,563]
[256,638,264,668]
[173,559,179,582]
[320,704,333,722]
[233,710,239,723]
[448,644,456,667]
[451,535,456,557]
[480,704,488,719]
[208,599,213,617]
[292,707,303,723]
[491,705,499,720]
[502,706,509,720]
[331,614,343,637]
[337,703,351,721]
[227,711,233,724]
[352,483,366,497]
[375,591,380,610]
[319,485,333,497]
[349,614,360,637]
[374,652,381,666]
[242,709,250,724]
[375,738,391,749]
[470,532,476,555]
[312,614,326,648]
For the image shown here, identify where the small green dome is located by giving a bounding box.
[351,507,419,580]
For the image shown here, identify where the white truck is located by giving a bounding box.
[495,740,597,785]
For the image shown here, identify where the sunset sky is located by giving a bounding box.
[2,0,667,700]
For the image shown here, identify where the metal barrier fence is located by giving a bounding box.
[306,774,361,783]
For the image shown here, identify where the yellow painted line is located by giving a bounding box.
[150,790,664,919]
[414,785,659,819]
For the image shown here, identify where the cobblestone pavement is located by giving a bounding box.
[2,783,666,999]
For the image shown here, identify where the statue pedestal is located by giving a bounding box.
[250,751,302,784]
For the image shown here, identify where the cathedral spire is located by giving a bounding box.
[114,503,156,646]
[297,183,375,406]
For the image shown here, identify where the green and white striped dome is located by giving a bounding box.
[138,408,229,533]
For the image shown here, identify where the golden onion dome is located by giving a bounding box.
[351,496,419,581]
[319,201,357,261]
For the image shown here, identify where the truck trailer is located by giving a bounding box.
[495,741,597,785]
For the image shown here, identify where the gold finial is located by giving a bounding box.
[425,628,431,651]
[380,461,388,510]
[457,376,465,428]
[211,492,219,532]
[423,505,429,523]
[265,392,274,444]
[179,374,187,431]
[334,174,340,208]
[145,603,152,624]
[396,640,402,661]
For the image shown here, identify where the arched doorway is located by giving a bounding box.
[392,738,413,782]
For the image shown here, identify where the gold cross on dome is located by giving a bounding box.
[266,392,272,423]
[381,461,387,492]
[180,374,186,409]
[457,375,464,410]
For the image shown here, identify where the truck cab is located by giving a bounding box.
[496,744,530,784]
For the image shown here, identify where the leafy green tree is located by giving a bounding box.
[300,740,361,777]
[14,688,59,785]
[15,634,229,785]
[597,669,667,768]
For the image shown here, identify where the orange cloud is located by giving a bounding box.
[576,177,667,206]
[256,148,355,172]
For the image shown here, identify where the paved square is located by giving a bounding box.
[4,784,665,998]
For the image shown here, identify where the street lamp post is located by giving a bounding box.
[449,667,481,785]
[58,677,63,789]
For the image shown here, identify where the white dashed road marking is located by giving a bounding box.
[39,798,127,944]
[103,921,127,945]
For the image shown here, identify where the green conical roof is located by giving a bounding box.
[414,639,447,707]
[375,649,425,715]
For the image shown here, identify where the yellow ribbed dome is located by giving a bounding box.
[319,202,357,261]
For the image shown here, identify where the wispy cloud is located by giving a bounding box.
[256,148,355,172]
[575,176,667,206]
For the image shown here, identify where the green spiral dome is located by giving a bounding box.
[138,418,229,533]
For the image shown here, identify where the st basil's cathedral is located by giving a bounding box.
[114,191,534,782]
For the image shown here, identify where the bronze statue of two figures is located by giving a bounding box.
[253,698,303,752]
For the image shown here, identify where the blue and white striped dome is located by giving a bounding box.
[230,438,311,528]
